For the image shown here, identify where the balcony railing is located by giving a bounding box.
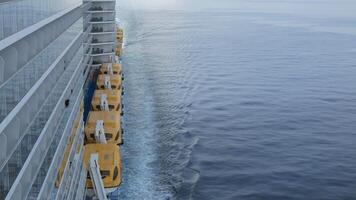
[0,20,83,123]
[89,17,115,24]
[90,17,103,22]
[89,6,103,11]
[0,40,83,199]
[91,27,103,32]
[0,0,81,40]
[87,6,115,13]
[90,48,114,55]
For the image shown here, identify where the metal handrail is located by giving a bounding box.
[0,30,83,172]
[4,37,84,200]
[37,59,87,199]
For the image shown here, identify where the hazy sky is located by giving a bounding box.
[118,0,356,19]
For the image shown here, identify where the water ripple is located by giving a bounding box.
[118,9,356,200]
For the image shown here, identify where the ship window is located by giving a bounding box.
[113,167,118,180]
[100,170,110,176]
[100,170,110,179]
[115,131,120,140]
[105,133,113,139]
[90,133,113,140]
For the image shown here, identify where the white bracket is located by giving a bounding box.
[107,63,113,75]
[104,75,111,90]
[100,94,109,111]
[95,120,107,144]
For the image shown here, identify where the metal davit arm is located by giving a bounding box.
[95,120,107,144]
[104,75,112,89]
[89,154,108,200]
[100,94,110,111]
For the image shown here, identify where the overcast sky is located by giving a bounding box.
[118,0,356,19]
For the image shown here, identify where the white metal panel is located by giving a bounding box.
[4,43,84,200]
[36,69,86,200]
[0,32,83,172]
[0,3,82,51]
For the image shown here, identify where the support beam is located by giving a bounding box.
[89,154,108,200]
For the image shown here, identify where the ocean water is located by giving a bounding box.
[117,8,356,200]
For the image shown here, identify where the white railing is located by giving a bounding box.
[0,0,82,41]
[54,108,86,199]
[3,42,84,200]
[0,3,82,51]
[0,10,83,120]
[36,62,88,199]
[75,164,88,200]
[66,146,85,200]
[0,31,83,172]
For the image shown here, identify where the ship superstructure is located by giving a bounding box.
[0,0,123,199]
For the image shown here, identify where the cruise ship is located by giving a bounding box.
[0,0,124,199]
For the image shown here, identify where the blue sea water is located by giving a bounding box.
[117,7,356,200]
